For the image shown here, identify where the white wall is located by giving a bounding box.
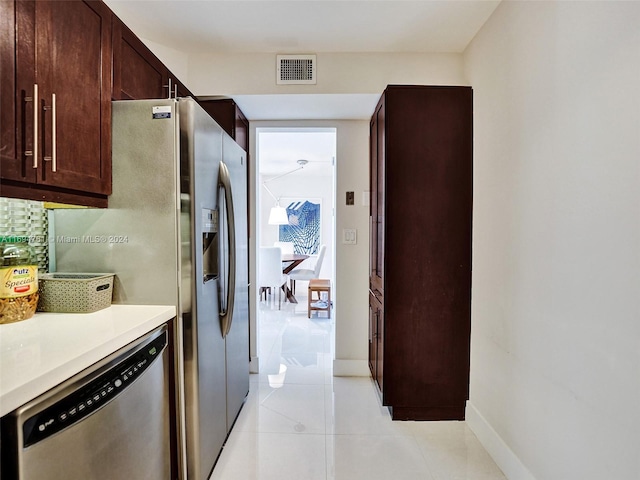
[332,120,371,375]
[188,52,466,96]
[142,39,190,85]
[464,1,640,479]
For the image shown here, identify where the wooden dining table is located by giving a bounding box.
[281,253,309,303]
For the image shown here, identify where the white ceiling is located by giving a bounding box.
[106,1,500,120]
[106,1,500,54]
[257,128,337,177]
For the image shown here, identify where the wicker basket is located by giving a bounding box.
[37,273,114,313]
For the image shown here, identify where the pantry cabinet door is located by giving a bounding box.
[0,0,36,185]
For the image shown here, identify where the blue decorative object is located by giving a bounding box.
[279,200,320,254]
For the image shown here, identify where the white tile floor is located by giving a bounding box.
[210,291,507,480]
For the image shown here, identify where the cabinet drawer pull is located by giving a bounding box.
[44,94,57,172]
[24,84,38,168]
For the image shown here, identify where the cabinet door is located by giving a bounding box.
[234,106,249,154]
[36,0,112,194]
[369,99,385,294]
[368,291,377,378]
[0,0,35,184]
[198,99,248,152]
[112,17,166,100]
[0,0,16,170]
[1,0,111,198]
[369,113,377,286]
[368,291,384,393]
[376,303,384,394]
[199,100,234,134]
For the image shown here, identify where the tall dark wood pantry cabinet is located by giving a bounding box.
[368,85,472,421]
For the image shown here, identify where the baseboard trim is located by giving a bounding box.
[332,359,370,376]
[465,402,537,480]
[391,404,465,421]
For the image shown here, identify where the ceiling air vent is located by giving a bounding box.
[276,55,316,85]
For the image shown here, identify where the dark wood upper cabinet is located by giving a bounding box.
[368,85,473,421]
[1,0,198,207]
[38,0,112,194]
[1,0,112,206]
[112,16,193,101]
[197,99,249,153]
[112,16,166,100]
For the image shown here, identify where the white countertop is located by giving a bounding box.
[0,304,176,417]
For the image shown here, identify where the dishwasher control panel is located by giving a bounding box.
[21,331,167,447]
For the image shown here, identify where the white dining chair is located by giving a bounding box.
[258,246,289,309]
[289,244,326,294]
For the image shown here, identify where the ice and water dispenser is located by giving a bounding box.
[202,208,218,283]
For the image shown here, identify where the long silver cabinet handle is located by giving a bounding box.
[33,84,39,168]
[163,78,172,99]
[51,93,56,172]
[44,94,57,172]
[24,84,38,168]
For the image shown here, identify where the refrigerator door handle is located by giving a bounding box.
[218,161,236,338]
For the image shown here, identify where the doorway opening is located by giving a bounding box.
[255,127,336,379]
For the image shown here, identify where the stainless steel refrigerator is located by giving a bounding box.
[52,98,249,480]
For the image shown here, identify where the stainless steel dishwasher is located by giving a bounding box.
[1,325,172,480]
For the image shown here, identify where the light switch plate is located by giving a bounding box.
[346,191,354,205]
[343,228,357,245]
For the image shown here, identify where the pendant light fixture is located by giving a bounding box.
[262,159,309,225]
